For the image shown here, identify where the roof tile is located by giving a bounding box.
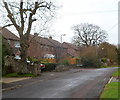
[0,27,19,40]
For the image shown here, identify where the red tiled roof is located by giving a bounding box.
[29,35,54,47]
[0,27,19,40]
[46,38,65,48]
[62,42,80,57]
[29,35,67,49]
[63,42,79,50]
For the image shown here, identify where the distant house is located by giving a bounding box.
[27,34,67,62]
[0,27,20,58]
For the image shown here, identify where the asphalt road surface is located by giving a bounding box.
[2,67,118,99]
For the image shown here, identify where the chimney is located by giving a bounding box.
[49,36,52,39]
[34,33,38,37]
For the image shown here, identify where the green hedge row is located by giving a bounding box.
[81,56,102,68]
[42,63,56,71]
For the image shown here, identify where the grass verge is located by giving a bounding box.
[100,82,119,98]
[3,73,37,77]
[101,65,120,68]
[112,69,120,77]
[100,69,120,99]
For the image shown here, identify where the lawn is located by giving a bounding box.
[112,69,120,77]
[100,69,120,99]
[101,65,120,68]
[4,73,37,77]
[100,82,119,98]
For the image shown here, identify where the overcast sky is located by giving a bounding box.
[1,0,119,45]
[51,0,119,45]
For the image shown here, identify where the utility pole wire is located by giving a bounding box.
[61,10,118,15]
[107,23,118,32]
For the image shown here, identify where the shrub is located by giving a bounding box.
[116,48,120,65]
[81,56,102,68]
[2,36,13,75]
[41,59,49,64]
[27,57,41,64]
[42,63,56,71]
[101,58,107,63]
[62,60,70,65]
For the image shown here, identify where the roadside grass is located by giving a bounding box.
[100,69,120,99]
[3,73,37,77]
[101,65,120,68]
[100,82,119,98]
[112,69,120,77]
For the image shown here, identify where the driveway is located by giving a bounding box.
[2,67,118,98]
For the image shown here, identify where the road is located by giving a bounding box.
[2,67,118,98]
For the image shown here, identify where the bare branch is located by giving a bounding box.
[3,2,20,32]
[20,0,24,32]
[2,23,14,28]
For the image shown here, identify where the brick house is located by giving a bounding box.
[0,27,20,58]
[27,34,67,62]
[0,28,67,62]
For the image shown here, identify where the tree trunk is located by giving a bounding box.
[18,36,29,73]
[18,61,28,74]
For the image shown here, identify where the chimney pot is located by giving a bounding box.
[49,36,52,39]
[34,33,38,36]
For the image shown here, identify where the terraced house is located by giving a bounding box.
[0,27,20,59]
[1,28,81,64]
[27,33,67,62]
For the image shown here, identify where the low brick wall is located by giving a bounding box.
[55,65,69,72]
[4,56,41,75]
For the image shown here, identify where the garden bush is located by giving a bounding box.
[2,36,13,75]
[27,57,41,64]
[42,63,56,71]
[62,60,70,65]
[81,56,102,68]
[101,58,107,63]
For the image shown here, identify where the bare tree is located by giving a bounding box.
[72,23,107,47]
[0,0,57,73]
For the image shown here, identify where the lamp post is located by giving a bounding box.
[60,34,66,43]
[101,47,105,57]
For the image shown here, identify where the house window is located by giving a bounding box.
[14,41,20,48]
[7,40,11,44]
[45,46,49,51]
[52,47,54,51]
[46,47,49,51]
[41,45,43,48]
